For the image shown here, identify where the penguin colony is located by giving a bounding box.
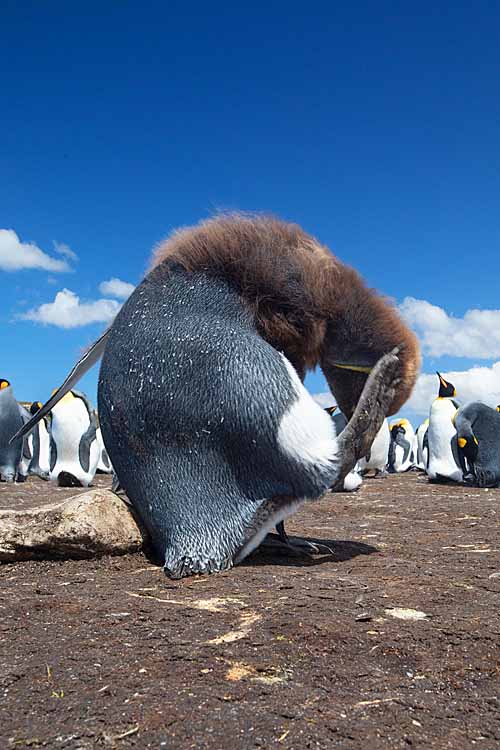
[0,379,112,487]
[323,371,500,490]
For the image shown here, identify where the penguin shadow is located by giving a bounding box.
[245,534,378,569]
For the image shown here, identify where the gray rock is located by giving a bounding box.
[0,489,146,561]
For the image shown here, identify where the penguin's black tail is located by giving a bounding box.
[474,468,500,488]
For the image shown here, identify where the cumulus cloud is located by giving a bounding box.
[0,229,71,272]
[99,277,135,299]
[53,241,78,262]
[312,391,336,408]
[400,297,500,359]
[406,363,500,416]
[20,289,121,329]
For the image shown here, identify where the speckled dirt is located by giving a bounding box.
[1,472,499,749]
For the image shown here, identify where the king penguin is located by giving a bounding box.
[426,373,463,483]
[358,418,390,476]
[49,390,99,487]
[415,418,429,471]
[454,402,500,487]
[16,404,33,482]
[28,402,51,479]
[388,419,415,472]
[12,215,419,578]
[0,379,23,482]
[96,426,113,474]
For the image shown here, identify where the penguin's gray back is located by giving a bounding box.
[0,386,23,482]
[456,402,500,487]
[99,265,338,578]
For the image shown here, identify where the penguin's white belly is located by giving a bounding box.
[427,420,462,482]
[359,421,390,472]
[50,402,98,485]
[38,422,50,474]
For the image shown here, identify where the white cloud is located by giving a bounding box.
[53,241,78,262]
[20,289,121,329]
[312,391,336,408]
[400,297,500,359]
[0,229,71,272]
[99,277,135,299]
[406,363,500,416]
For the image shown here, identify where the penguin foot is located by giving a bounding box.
[273,521,334,556]
[57,471,83,488]
[332,348,401,491]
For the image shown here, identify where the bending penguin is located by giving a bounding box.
[455,402,500,488]
[426,373,463,483]
[388,419,415,472]
[49,390,99,487]
[0,379,23,482]
[13,215,420,578]
[358,418,390,477]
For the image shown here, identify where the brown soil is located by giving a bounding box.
[1,472,499,749]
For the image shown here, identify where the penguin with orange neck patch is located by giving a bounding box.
[28,402,51,479]
[49,389,99,487]
[455,402,500,487]
[426,372,463,483]
[12,215,419,578]
[388,418,415,472]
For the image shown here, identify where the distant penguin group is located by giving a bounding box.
[15,214,420,578]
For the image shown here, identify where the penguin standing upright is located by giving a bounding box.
[28,402,50,479]
[13,215,420,578]
[388,419,415,472]
[455,402,500,487]
[415,418,429,470]
[358,418,390,476]
[0,379,23,482]
[49,390,99,487]
[426,373,463,483]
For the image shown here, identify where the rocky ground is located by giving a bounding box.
[0,472,499,749]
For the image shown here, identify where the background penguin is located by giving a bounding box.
[358,418,390,477]
[415,418,429,470]
[426,373,463,483]
[95,426,113,474]
[388,419,415,472]
[0,379,23,482]
[49,389,99,487]
[455,402,500,487]
[14,215,418,578]
[16,404,33,482]
[28,402,51,479]
[324,406,363,490]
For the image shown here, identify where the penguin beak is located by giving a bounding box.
[332,362,373,374]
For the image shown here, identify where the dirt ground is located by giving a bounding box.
[0,472,499,749]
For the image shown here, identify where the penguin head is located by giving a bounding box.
[0,379,11,390]
[30,401,43,415]
[497,405,500,413]
[457,430,479,463]
[390,419,407,438]
[436,372,456,398]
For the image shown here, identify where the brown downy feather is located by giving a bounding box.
[150,213,420,414]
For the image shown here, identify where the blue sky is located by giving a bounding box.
[2,1,500,423]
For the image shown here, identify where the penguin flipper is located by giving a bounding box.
[332,348,401,489]
[9,329,110,444]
